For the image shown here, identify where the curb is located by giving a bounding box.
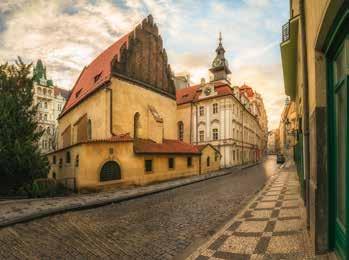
[0,162,262,228]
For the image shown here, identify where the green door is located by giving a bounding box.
[330,37,349,260]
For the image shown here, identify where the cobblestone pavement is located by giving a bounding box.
[0,157,278,260]
[0,164,243,227]
[188,163,313,260]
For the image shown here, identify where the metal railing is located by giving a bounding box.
[282,22,290,42]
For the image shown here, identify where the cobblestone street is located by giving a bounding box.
[0,157,279,259]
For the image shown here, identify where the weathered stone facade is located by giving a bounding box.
[112,15,175,99]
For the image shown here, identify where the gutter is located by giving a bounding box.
[300,0,310,227]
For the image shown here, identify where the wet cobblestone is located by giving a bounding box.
[0,157,278,259]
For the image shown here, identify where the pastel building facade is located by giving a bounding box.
[47,16,220,192]
[176,36,267,168]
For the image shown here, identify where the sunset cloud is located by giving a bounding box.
[0,0,288,129]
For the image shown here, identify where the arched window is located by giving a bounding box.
[87,119,92,140]
[134,112,140,138]
[178,121,184,141]
[100,161,121,182]
[207,156,210,167]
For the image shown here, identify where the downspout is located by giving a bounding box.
[300,0,310,225]
[190,103,193,143]
[242,108,244,165]
[195,104,198,144]
[106,84,117,136]
[199,153,202,175]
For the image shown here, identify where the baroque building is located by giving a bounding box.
[32,60,69,153]
[48,15,220,192]
[176,35,267,168]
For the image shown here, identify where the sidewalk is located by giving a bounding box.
[188,163,314,259]
[0,163,258,228]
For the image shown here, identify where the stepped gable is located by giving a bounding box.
[61,15,175,118]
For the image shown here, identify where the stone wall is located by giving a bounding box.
[112,15,176,99]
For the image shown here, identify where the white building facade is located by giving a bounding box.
[176,35,266,168]
[32,60,69,153]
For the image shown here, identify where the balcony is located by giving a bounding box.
[280,17,300,101]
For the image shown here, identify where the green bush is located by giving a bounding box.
[28,178,69,198]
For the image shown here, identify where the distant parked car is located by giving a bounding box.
[277,154,285,164]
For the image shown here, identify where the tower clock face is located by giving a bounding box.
[204,87,211,96]
[213,58,222,67]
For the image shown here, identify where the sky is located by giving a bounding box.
[0,0,289,129]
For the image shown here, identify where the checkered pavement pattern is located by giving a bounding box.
[189,171,312,260]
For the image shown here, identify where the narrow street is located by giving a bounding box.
[0,156,279,260]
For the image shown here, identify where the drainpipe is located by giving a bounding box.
[195,104,198,144]
[106,84,117,136]
[300,0,310,226]
[190,103,193,143]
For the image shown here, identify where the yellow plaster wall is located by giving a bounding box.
[305,0,330,114]
[111,77,177,140]
[58,89,109,148]
[176,103,192,143]
[48,142,204,191]
[200,146,220,174]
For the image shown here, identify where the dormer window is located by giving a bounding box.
[75,89,82,98]
[94,73,102,83]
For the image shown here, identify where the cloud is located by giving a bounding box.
[0,0,289,130]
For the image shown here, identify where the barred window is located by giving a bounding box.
[100,161,121,182]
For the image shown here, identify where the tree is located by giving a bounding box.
[0,58,49,195]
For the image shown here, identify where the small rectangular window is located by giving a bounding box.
[187,157,192,167]
[168,158,175,169]
[199,130,205,142]
[213,103,218,114]
[66,151,71,163]
[53,155,56,164]
[145,159,153,172]
[212,128,219,140]
[199,106,205,116]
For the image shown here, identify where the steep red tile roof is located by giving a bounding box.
[176,84,200,105]
[195,144,221,154]
[240,84,255,98]
[46,133,133,155]
[176,82,233,105]
[54,87,70,99]
[134,139,201,154]
[60,32,131,117]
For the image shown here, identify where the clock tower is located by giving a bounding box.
[209,33,231,81]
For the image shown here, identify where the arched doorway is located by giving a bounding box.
[100,161,121,182]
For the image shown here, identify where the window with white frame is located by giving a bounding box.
[199,130,205,142]
[212,128,219,140]
[213,103,218,114]
[199,106,205,116]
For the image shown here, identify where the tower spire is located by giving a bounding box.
[210,32,231,81]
